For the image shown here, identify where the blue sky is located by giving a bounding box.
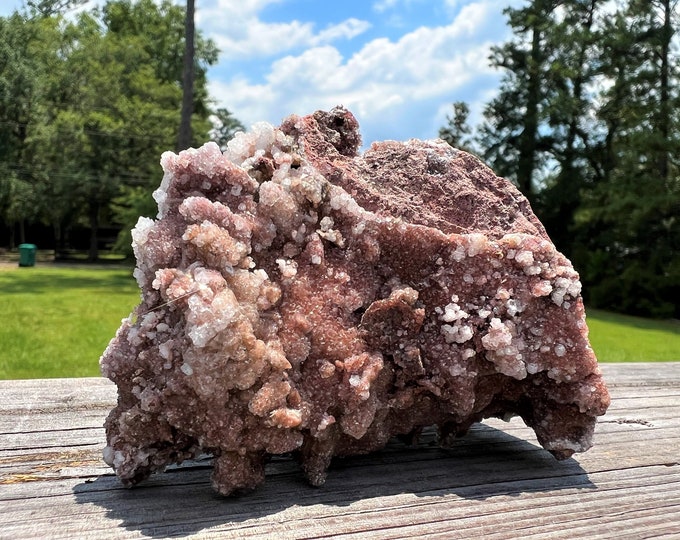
[2,0,519,147]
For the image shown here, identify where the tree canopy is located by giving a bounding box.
[2,0,677,318]
[0,0,228,260]
[441,0,680,318]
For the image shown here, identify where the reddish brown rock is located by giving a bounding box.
[100,107,610,495]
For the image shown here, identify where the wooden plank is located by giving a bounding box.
[600,362,680,386]
[0,363,679,539]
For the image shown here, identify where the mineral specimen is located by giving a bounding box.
[100,107,610,495]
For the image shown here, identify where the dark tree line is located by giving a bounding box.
[0,0,243,260]
[440,0,680,318]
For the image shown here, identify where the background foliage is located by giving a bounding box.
[1,266,677,379]
[441,0,680,318]
[0,0,241,259]
[1,0,678,320]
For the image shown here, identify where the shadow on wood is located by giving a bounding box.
[4,365,678,538]
[72,423,594,539]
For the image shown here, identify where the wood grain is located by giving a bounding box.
[1,363,679,539]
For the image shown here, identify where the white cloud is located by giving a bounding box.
[210,19,316,59]
[209,0,513,145]
[372,0,429,13]
[200,0,284,18]
[373,0,399,12]
[199,0,370,60]
[313,18,372,44]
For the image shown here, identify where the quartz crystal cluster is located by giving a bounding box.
[100,107,610,495]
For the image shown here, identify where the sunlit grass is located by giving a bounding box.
[0,265,139,379]
[586,308,680,362]
[0,266,677,379]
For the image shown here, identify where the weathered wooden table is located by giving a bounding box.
[1,363,679,539]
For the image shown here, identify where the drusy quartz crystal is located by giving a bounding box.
[100,107,610,495]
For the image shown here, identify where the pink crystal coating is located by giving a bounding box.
[100,107,610,495]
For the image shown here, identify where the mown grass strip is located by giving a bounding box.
[0,266,678,379]
[0,266,139,379]
[587,309,680,362]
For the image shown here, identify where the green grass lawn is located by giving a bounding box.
[587,308,680,362]
[0,265,139,379]
[0,266,678,379]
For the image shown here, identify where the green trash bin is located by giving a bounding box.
[18,244,37,267]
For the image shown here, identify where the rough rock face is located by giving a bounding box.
[100,107,610,495]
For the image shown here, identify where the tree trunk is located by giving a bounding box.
[550,0,597,252]
[9,223,16,251]
[177,0,195,151]
[516,22,542,205]
[657,0,672,182]
[88,202,99,262]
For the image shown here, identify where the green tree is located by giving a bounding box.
[476,0,561,205]
[572,0,680,317]
[533,0,602,254]
[101,0,218,142]
[0,172,37,248]
[438,101,474,154]
[0,12,63,247]
[211,108,245,151]
[26,10,149,260]
[444,0,680,317]
[26,0,86,16]
[0,0,220,259]
[100,0,219,258]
